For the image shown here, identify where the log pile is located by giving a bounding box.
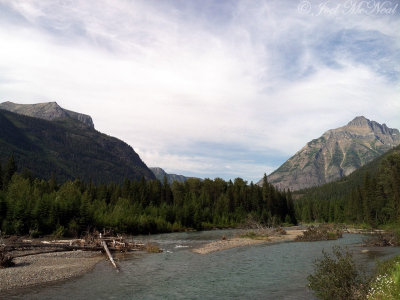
[0,230,162,270]
[2,230,146,253]
[363,232,400,247]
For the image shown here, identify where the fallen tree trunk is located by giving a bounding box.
[13,249,78,258]
[102,241,119,271]
[3,243,104,252]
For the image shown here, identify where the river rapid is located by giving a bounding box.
[7,230,400,299]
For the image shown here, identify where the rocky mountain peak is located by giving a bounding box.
[0,101,94,128]
[261,116,400,191]
[347,116,370,127]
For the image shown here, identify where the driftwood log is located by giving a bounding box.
[102,241,119,271]
[3,243,104,252]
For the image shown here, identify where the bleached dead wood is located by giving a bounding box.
[102,241,119,271]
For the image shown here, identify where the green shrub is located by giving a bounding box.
[29,229,41,238]
[53,225,66,238]
[240,231,258,239]
[327,232,338,240]
[308,246,368,300]
[296,224,343,242]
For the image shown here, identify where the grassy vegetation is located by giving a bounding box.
[342,147,362,169]
[330,144,344,167]
[364,225,400,299]
[239,227,286,240]
[239,231,269,240]
[145,243,162,253]
[367,256,400,299]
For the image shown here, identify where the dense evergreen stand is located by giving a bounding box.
[0,157,296,236]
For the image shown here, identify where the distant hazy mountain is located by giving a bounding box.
[260,116,400,191]
[0,101,94,128]
[0,101,155,183]
[150,167,191,184]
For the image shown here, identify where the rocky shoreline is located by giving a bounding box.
[0,250,103,292]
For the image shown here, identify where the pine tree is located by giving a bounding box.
[262,174,272,213]
[286,189,297,225]
[3,155,17,188]
[362,172,373,223]
[162,176,172,205]
[0,192,6,224]
[48,173,58,192]
[79,191,91,232]
[0,162,3,190]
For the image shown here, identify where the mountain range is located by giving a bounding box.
[262,116,400,191]
[0,101,155,183]
[150,167,192,184]
[1,102,398,191]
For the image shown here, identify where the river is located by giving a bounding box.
[7,230,400,299]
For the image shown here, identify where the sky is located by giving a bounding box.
[0,0,399,182]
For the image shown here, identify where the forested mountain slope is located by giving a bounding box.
[295,145,400,226]
[0,108,154,183]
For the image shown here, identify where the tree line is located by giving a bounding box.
[0,156,296,236]
[295,149,400,227]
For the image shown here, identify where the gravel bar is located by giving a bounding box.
[192,229,303,254]
[0,250,103,292]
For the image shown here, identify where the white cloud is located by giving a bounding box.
[0,0,399,182]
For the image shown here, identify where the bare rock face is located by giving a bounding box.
[0,101,94,128]
[260,116,400,191]
[150,167,191,184]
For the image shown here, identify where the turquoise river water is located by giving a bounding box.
[6,230,400,299]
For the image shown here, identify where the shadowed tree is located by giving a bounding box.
[0,162,3,190]
[3,155,17,188]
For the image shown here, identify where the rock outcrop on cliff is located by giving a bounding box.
[0,101,94,128]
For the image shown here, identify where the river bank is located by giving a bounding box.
[192,229,303,254]
[0,226,375,293]
[0,250,103,292]
[7,231,386,299]
[0,228,302,292]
